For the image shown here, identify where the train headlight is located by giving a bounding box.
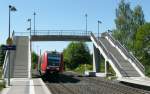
[47,67,50,69]
[56,67,59,70]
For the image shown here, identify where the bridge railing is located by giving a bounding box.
[104,32,145,74]
[14,30,98,36]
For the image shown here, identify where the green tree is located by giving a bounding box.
[132,5,145,46]
[114,0,133,44]
[32,51,38,63]
[135,23,150,75]
[130,5,145,40]
[135,23,150,55]
[32,52,38,69]
[113,0,145,50]
[133,5,145,29]
[63,42,91,70]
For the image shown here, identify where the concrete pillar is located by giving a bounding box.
[93,44,100,72]
[105,60,109,76]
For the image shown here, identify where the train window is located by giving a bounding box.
[47,53,61,66]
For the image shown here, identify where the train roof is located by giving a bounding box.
[45,51,61,54]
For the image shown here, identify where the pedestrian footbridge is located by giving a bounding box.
[2,30,150,87]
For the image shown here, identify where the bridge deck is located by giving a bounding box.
[31,35,91,41]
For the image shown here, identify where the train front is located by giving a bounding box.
[46,52,63,73]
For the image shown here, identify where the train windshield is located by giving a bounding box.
[47,53,61,66]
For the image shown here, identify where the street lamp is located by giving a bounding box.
[27,19,32,78]
[8,5,17,38]
[98,20,102,39]
[33,12,36,35]
[8,5,17,86]
[85,13,88,35]
[27,18,32,50]
[108,30,112,33]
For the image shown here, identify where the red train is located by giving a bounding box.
[38,51,64,75]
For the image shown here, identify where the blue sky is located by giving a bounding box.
[0,0,150,54]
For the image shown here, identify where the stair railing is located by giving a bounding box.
[2,51,9,78]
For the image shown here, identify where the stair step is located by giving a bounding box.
[14,70,28,73]
[13,75,28,78]
[14,65,28,69]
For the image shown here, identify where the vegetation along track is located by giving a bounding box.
[43,72,150,94]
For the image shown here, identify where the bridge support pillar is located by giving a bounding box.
[105,60,109,76]
[93,44,100,72]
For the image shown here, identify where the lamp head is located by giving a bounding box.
[98,20,102,24]
[33,12,36,15]
[27,19,31,22]
[27,27,31,30]
[9,5,17,11]
[85,13,88,17]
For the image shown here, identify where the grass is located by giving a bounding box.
[74,64,93,74]
[65,64,93,75]
[0,81,5,91]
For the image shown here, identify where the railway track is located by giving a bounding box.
[83,77,150,94]
[44,72,150,94]
[46,83,77,94]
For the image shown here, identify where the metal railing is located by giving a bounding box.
[2,31,16,79]
[105,32,145,74]
[90,32,127,76]
[2,51,8,78]
[14,30,98,36]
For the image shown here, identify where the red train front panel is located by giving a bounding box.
[40,51,64,74]
[41,52,48,74]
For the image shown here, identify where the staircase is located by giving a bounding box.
[99,37,140,77]
[90,32,144,77]
[12,36,29,78]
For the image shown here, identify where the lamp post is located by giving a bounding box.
[98,20,102,39]
[27,18,32,52]
[8,5,16,38]
[85,13,88,35]
[8,5,16,86]
[27,19,31,38]
[27,19,32,78]
[33,12,36,35]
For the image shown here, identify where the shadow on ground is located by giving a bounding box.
[42,72,81,83]
[32,70,81,83]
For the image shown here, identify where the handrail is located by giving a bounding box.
[2,31,15,78]
[90,32,126,76]
[14,30,92,36]
[13,30,100,38]
[111,34,144,72]
[2,51,8,78]
[106,32,145,73]
[129,52,145,71]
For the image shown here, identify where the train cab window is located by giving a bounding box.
[47,53,61,66]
